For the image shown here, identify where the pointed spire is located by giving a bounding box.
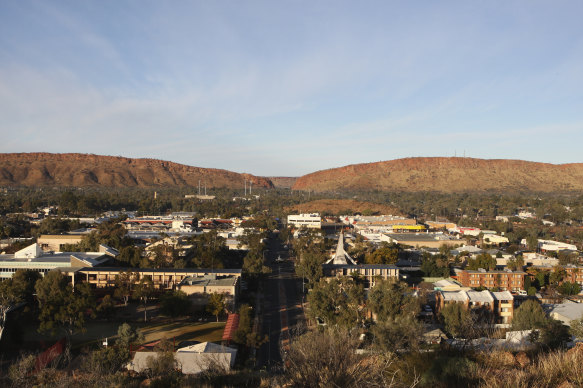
[326,230,356,265]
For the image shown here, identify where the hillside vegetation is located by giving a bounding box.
[0,153,273,189]
[292,157,583,193]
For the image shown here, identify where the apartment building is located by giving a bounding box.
[458,269,526,291]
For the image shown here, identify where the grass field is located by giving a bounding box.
[20,319,226,350]
[140,321,226,346]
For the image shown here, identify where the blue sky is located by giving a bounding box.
[1,1,582,176]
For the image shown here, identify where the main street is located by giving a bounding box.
[256,236,304,371]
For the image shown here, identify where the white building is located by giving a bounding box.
[538,239,577,252]
[287,213,321,229]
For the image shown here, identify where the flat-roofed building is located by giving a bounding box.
[38,234,86,252]
[177,274,240,309]
[287,213,321,229]
[381,233,462,249]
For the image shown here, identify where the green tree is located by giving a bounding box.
[35,270,96,335]
[372,315,423,351]
[233,303,266,348]
[421,253,450,278]
[307,279,346,326]
[365,242,400,265]
[117,322,143,349]
[367,280,419,321]
[160,290,192,318]
[134,276,154,322]
[559,281,581,296]
[97,294,116,320]
[549,266,567,288]
[507,256,525,271]
[206,292,226,322]
[467,253,496,271]
[114,270,137,306]
[512,300,548,331]
[295,251,326,287]
[440,303,472,338]
[569,316,583,339]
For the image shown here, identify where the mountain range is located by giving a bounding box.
[2,153,583,193]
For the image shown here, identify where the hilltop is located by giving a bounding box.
[292,157,583,193]
[0,153,273,189]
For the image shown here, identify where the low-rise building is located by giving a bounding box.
[382,233,461,249]
[78,268,241,290]
[37,234,86,252]
[544,301,583,326]
[128,342,237,375]
[177,274,240,309]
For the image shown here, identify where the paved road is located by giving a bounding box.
[256,237,304,371]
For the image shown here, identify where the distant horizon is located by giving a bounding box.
[1,2,582,175]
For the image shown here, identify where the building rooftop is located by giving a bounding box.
[467,290,494,303]
[441,290,468,302]
[491,291,514,301]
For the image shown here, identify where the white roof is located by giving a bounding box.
[466,290,494,303]
[441,291,469,302]
[176,342,236,354]
[546,302,583,323]
[434,279,459,288]
[454,245,482,253]
[128,343,237,375]
[491,291,514,301]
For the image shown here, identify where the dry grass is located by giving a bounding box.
[476,347,583,388]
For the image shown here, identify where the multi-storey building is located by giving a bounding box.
[287,213,322,229]
[458,269,526,291]
[436,290,514,324]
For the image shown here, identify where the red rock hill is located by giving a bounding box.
[0,153,273,189]
[292,157,583,193]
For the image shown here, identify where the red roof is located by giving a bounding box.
[222,313,240,341]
